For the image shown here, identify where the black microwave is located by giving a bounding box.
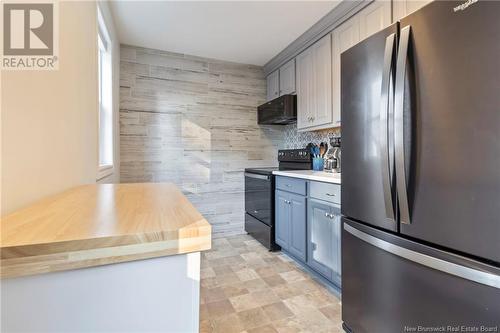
[257,94,297,125]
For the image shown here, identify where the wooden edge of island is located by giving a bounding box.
[1,183,212,279]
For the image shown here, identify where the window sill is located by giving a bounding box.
[97,165,114,181]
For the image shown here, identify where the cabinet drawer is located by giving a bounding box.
[276,176,307,196]
[310,181,340,204]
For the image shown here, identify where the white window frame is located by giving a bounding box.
[97,7,113,180]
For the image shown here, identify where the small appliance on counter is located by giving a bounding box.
[325,137,341,173]
[244,148,311,250]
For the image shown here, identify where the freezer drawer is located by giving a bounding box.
[342,218,500,333]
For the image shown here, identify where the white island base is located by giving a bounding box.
[1,252,201,332]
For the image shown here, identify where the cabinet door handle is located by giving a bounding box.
[325,212,329,217]
[329,214,335,219]
[325,193,336,197]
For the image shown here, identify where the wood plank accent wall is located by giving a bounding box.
[119,45,285,237]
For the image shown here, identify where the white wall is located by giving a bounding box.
[1,1,120,215]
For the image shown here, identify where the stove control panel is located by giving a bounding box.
[278,149,311,162]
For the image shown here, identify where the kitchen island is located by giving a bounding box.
[1,183,211,332]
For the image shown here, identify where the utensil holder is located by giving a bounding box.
[312,157,324,171]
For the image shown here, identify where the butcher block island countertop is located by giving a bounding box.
[1,183,212,279]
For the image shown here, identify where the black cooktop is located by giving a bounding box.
[244,167,279,176]
[244,149,313,176]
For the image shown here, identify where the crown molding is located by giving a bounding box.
[263,0,373,76]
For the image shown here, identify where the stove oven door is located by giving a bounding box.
[244,172,273,225]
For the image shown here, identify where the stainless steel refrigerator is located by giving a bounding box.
[341,1,500,332]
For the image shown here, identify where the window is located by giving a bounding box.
[97,8,113,180]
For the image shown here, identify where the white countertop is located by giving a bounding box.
[272,170,341,184]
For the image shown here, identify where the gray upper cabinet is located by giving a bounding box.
[331,13,360,128]
[296,34,332,131]
[393,0,433,21]
[267,60,296,102]
[358,0,392,41]
[266,70,280,101]
[311,34,333,128]
[279,59,296,96]
[296,47,315,130]
[288,193,307,262]
[332,0,390,127]
[266,0,392,130]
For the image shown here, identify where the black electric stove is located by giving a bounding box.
[244,149,312,250]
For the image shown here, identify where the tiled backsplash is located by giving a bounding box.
[283,123,341,149]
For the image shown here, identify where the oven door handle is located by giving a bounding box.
[244,173,271,181]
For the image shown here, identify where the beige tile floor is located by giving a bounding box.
[200,234,343,333]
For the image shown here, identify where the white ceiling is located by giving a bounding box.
[109,1,339,66]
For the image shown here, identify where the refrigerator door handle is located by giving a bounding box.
[394,25,412,225]
[380,33,396,223]
[344,223,500,289]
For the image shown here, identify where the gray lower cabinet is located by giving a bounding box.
[275,177,341,287]
[307,198,342,285]
[288,193,307,261]
[275,189,307,262]
[275,190,290,249]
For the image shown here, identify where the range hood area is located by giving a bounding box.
[257,94,297,125]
